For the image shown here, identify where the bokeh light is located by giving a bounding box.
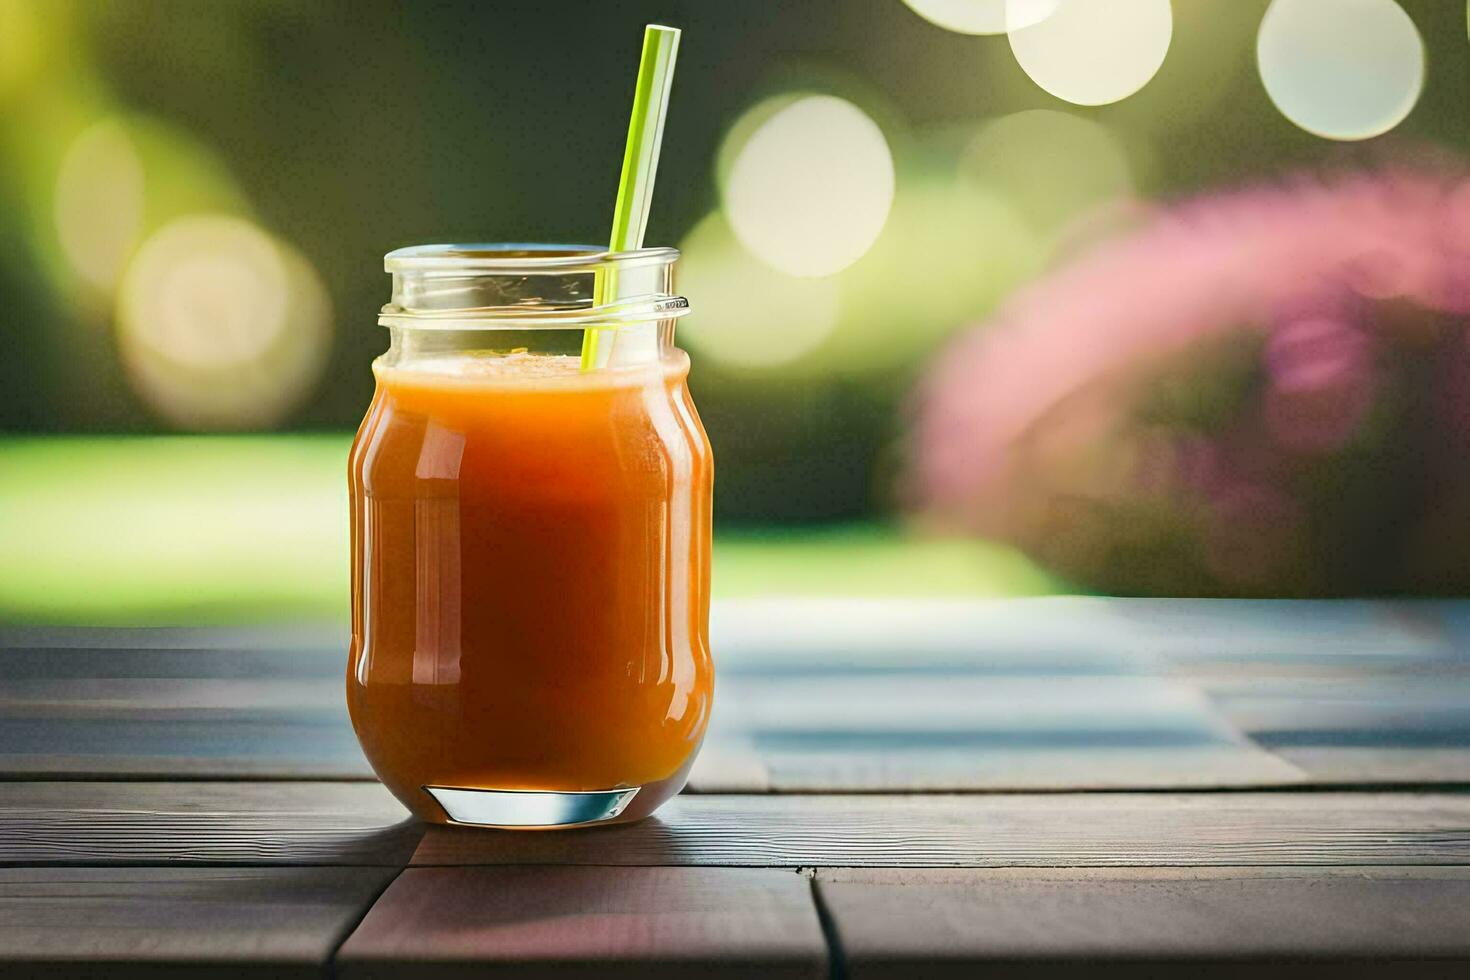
[1007,0,1172,107]
[678,211,842,372]
[960,109,1133,236]
[900,0,1058,34]
[683,169,1036,377]
[53,119,145,290]
[723,94,896,278]
[1257,0,1423,141]
[831,177,1038,371]
[42,112,246,306]
[117,215,332,429]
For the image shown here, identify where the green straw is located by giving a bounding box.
[580,24,682,371]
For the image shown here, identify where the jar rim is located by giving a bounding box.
[380,242,688,329]
[384,243,680,274]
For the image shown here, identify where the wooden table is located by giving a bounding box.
[2,598,1468,976]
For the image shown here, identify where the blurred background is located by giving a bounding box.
[2,0,1469,623]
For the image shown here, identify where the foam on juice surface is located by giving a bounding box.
[375,351,686,390]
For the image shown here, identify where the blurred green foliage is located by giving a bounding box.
[2,0,1470,617]
[3,0,1469,526]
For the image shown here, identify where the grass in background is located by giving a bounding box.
[0,436,1061,625]
[0,436,348,625]
[715,524,1060,597]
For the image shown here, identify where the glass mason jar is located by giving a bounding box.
[347,244,713,829]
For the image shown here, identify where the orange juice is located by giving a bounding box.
[347,350,713,826]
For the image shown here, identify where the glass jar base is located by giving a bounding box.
[402,754,700,830]
[424,784,642,829]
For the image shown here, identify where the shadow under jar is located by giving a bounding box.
[348,245,713,829]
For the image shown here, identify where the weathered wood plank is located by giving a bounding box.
[0,639,361,778]
[9,659,1306,790]
[1208,677,1470,739]
[753,745,1304,792]
[336,866,826,979]
[0,672,371,780]
[0,753,369,781]
[0,717,371,780]
[816,867,1470,978]
[1124,599,1457,665]
[0,677,342,715]
[709,673,1302,791]
[6,601,1468,789]
[0,646,339,680]
[411,792,1470,868]
[6,599,1454,668]
[0,670,1304,789]
[1203,675,1470,786]
[711,598,1155,675]
[0,781,420,866]
[685,740,771,793]
[1274,748,1470,785]
[0,866,395,979]
[715,598,1460,669]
